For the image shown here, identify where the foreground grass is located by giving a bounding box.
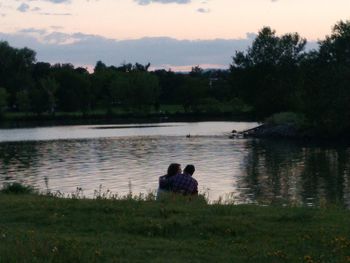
[0,194,350,263]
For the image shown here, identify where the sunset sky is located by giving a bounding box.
[0,0,349,70]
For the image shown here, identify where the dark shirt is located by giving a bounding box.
[170,173,198,195]
[159,174,174,191]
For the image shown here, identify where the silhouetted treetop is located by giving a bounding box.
[231,27,306,69]
[319,20,350,65]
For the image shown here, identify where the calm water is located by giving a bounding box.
[1,122,350,206]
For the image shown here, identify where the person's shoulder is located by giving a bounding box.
[170,173,180,180]
[176,173,188,179]
[172,173,185,183]
[190,176,198,185]
[182,173,197,184]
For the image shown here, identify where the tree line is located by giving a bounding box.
[0,43,236,117]
[1,20,350,135]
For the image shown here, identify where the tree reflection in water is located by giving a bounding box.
[241,139,350,207]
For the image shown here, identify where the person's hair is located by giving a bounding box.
[167,163,181,177]
[184,165,195,175]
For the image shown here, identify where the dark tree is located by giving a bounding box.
[0,41,36,109]
[230,27,307,117]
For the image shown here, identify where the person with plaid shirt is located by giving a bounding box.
[170,164,198,195]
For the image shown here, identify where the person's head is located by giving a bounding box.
[184,165,195,176]
[167,163,181,177]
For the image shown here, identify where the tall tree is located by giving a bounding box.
[53,64,91,113]
[0,42,36,109]
[319,20,350,65]
[299,20,350,135]
[230,27,306,117]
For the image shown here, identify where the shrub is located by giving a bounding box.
[1,182,35,194]
[265,112,306,128]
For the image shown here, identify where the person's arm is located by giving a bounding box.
[159,175,167,189]
[191,180,198,195]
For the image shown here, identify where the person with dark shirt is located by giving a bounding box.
[171,164,198,195]
[157,163,181,197]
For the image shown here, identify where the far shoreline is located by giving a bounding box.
[0,111,258,129]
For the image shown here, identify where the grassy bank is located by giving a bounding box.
[0,193,350,262]
[0,104,256,126]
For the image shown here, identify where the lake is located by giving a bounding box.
[1,121,350,207]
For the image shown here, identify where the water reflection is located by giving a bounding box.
[0,136,249,201]
[241,139,350,207]
[1,123,350,207]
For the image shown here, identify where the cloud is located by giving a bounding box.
[43,0,71,3]
[19,0,71,4]
[197,8,210,13]
[18,28,48,35]
[15,3,71,15]
[39,12,72,15]
[0,30,247,69]
[0,30,318,70]
[17,3,30,12]
[135,0,191,5]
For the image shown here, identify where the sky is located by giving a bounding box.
[0,0,349,70]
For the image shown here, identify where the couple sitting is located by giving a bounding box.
[158,163,198,197]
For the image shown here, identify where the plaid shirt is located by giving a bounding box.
[170,173,198,195]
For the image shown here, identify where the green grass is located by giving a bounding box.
[0,193,350,263]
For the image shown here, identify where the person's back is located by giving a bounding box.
[171,165,198,195]
[157,163,182,199]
